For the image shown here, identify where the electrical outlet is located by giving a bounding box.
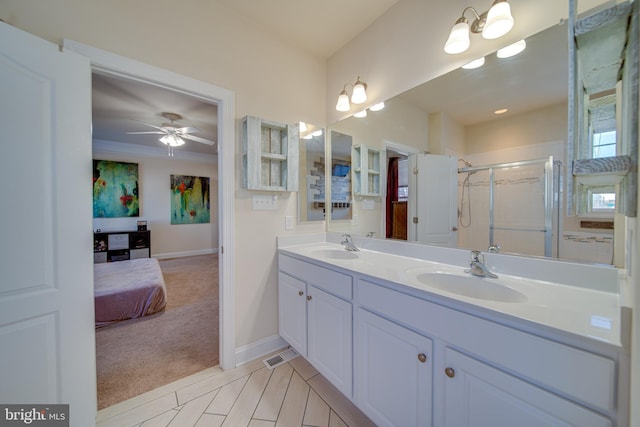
[252,194,278,210]
[285,216,294,230]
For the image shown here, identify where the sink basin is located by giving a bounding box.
[415,272,527,303]
[312,249,359,260]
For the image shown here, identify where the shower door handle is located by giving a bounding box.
[451,226,458,232]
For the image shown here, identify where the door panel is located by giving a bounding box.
[408,154,458,246]
[0,22,95,424]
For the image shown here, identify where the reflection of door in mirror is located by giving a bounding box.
[298,125,325,222]
[330,131,353,222]
[386,149,409,240]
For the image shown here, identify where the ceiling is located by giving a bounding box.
[91,0,399,156]
[91,1,572,155]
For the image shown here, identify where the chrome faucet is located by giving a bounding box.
[341,234,359,251]
[488,243,501,253]
[466,250,498,278]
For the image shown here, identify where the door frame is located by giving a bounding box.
[62,40,236,369]
[382,140,419,239]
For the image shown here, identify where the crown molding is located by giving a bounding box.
[92,139,217,163]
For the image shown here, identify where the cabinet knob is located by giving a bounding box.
[417,353,427,363]
[445,367,455,378]
[298,291,304,296]
[307,295,312,301]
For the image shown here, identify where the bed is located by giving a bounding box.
[94,258,167,328]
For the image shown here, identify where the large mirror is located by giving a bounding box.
[298,123,326,222]
[327,1,637,267]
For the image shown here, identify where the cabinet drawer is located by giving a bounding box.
[279,254,352,300]
[358,279,616,413]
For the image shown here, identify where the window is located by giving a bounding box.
[592,130,616,158]
[588,186,616,214]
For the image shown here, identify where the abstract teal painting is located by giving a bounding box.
[171,175,210,224]
[93,160,139,218]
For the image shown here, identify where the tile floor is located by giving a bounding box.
[96,350,376,427]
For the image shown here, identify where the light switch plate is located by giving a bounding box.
[252,194,278,210]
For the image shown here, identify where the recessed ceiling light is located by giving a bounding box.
[494,108,508,115]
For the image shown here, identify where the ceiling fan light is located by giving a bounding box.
[351,77,367,104]
[444,18,471,54]
[160,134,185,147]
[482,0,514,40]
[496,39,526,58]
[336,90,351,112]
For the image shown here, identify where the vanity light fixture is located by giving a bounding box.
[494,108,508,115]
[354,109,368,118]
[369,102,385,111]
[444,0,514,54]
[462,57,486,69]
[335,76,368,111]
[496,39,526,58]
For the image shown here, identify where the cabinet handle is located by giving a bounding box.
[445,367,455,378]
[298,291,304,296]
[417,353,427,363]
[307,295,312,301]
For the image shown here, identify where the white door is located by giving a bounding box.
[408,154,458,246]
[0,22,96,425]
[356,309,432,427]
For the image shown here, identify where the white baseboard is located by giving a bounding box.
[235,335,288,367]
[153,248,218,259]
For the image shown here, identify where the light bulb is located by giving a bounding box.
[351,78,367,104]
[482,0,514,40]
[496,39,526,58]
[336,90,350,112]
[462,57,485,69]
[444,19,471,54]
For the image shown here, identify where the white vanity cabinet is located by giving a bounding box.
[442,348,611,427]
[356,308,433,426]
[278,254,353,398]
[355,277,620,427]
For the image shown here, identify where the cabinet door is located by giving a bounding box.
[307,285,353,398]
[278,272,307,356]
[356,309,432,427]
[442,348,611,427]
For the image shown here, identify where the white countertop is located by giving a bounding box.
[278,236,625,348]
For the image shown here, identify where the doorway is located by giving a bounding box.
[62,39,236,407]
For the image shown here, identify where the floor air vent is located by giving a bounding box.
[263,348,300,369]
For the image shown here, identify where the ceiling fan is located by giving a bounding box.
[127,112,215,154]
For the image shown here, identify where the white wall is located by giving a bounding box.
[93,142,218,257]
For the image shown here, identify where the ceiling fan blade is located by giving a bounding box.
[176,126,200,134]
[136,122,166,131]
[181,134,215,145]
[126,131,165,135]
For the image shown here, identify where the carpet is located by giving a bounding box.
[95,254,219,409]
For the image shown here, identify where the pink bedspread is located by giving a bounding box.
[94,258,167,328]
